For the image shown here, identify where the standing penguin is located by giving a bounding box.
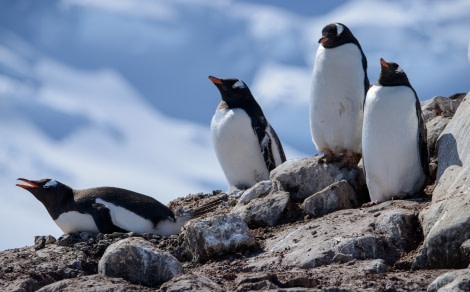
[17,178,223,235]
[209,76,286,192]
[362,58,429,202]
[310,23,369,167]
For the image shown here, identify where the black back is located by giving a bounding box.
[319,23,370,98]
[75,187,176,227]
[377,59,430,177]
[209,76,286,170]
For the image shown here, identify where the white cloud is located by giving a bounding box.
[251,62,311,106]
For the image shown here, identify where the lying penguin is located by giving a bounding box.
[17,178,223,235]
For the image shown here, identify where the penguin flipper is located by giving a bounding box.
[91,203,127,233]
[415,99,430,177]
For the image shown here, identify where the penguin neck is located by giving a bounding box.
[41,188,75,220]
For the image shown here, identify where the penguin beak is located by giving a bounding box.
[380,58,389,68]
[208,76,223,85]
[16,178,39,189]
[319,36,329,44]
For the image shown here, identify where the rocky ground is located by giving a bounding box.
[1,93,469,292]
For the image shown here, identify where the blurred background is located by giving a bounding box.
[1,0,469,250]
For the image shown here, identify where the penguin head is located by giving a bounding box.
[319,23,357,48]
[377,58,412,87]
[208,75,255,108]
[17,178,73,211]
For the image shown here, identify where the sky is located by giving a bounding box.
[0,0,469,251]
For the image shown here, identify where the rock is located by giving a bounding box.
[363,259,388,274]
[421,94,466,155]
[302,180,359,218]
[159,273,225,292]
[98,237,182,287]
[235,273,281,291]
[460,239,470,263]
[332,235,385,263]
[34,235,57,250]
[426,115,452,155]
[270,157,366,202]
[37,274,153,292]
[427,269,470,292]
[417,92,470,269]
[183,213,256,263]
[238,180,283,204]
[248,200,422,270]
[232,189,291,227]
[421,94,466,122]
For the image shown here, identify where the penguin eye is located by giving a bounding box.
[43,180,58,189]
[335,23,344,36]
[232,80,246,89]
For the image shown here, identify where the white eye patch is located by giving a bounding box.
[395,66,404,73]
[44,180,58,189]
[335,23,344,36]
[232,80,246,89]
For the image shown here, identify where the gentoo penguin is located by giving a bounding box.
[17,178,223,235]
[209,76,286,192]
[362,58,429,202]
[309,23,369,167]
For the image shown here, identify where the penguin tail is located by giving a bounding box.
[177,194,227,220]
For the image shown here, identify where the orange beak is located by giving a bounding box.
[380,58,389,68]
[319,36,329,44]
[208,76,223,85]
[16,178,39,189]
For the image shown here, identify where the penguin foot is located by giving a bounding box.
[338,151,361,170]
[320,148,339,164]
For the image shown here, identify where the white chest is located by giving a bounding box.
[54,211,99,234]
[362,85,425,201]
[211,108,269,189]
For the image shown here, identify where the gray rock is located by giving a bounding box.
[460,239,470,264]
[247,200,421,270]
[417,92,470,269]
[34,235,57,250]
[427,269,470,292]
[98,237,182,287]
[421,94,466,122]
[363,259,388,274]
[159,273,225,292]
[235,273,280,291]
[238,180,284,204]
[332,235,384,263]
[270,157,365,201]
[232,190,290,227]
[183,213,256,263]
[37,274,153,292]
[302,180,359,218]
[375,207,421,263]
[426,115,451,154]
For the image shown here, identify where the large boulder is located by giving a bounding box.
[416,93,470,269]
[98,237,182,287]
[427,269,470,292]
[247,200,421,270]
[232,180,291,227]
[270,156,366,202]
[301,179,359,218]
